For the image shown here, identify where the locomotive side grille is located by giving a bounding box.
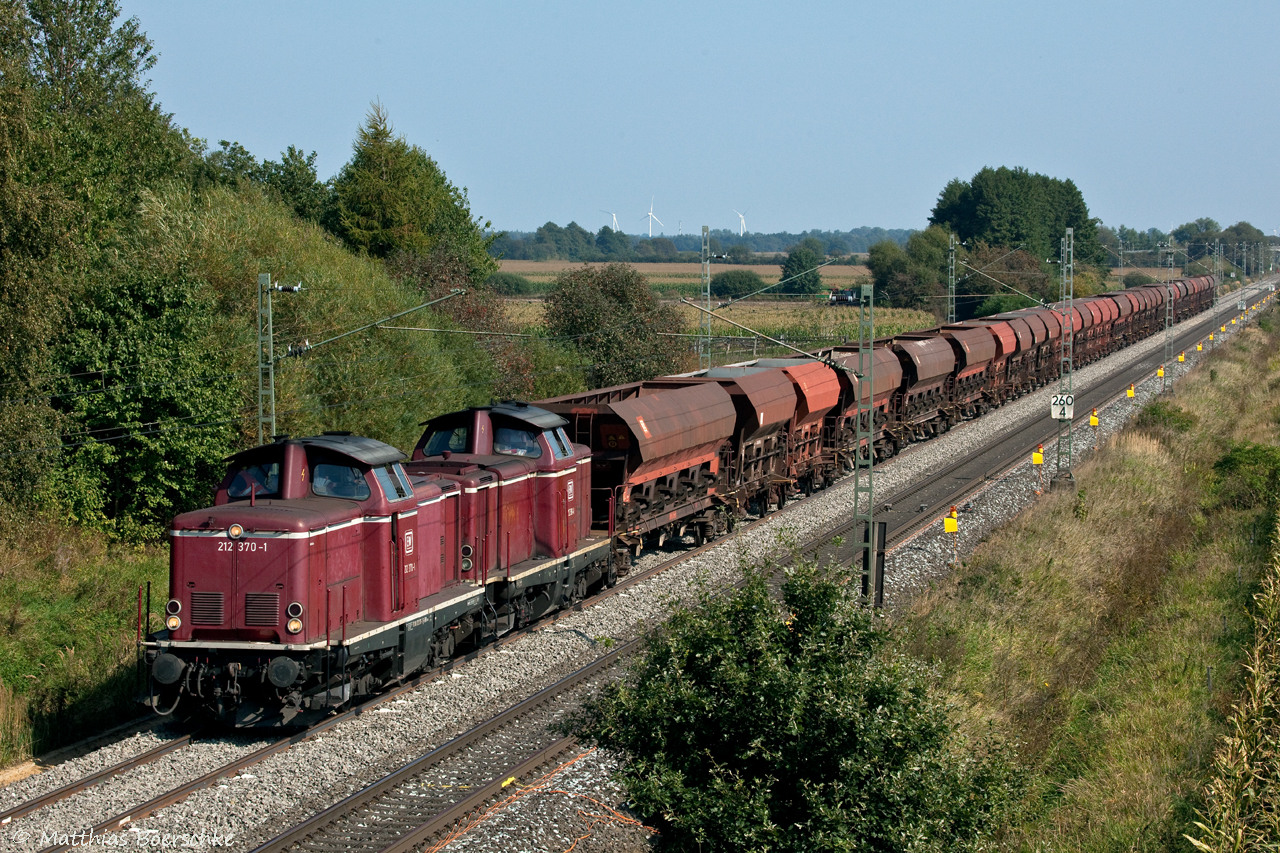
[189,591,225,625]
[244,593,280,626]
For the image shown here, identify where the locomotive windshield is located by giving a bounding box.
[421,425,469,455]
[227,461,281,499]
[493,426,542,458]
[312,463,371,500]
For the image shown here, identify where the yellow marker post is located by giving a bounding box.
[1089,407,1099,428]
[1127,383,1135,399]
[944,505,959,565]
[1157,365,1164,378]
[1196,341,1203,352]
[1178,351,1185,363]
[1032,443,1044,494]
[1222,325,1227,332]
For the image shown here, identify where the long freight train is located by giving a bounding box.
[142,276,1217,725]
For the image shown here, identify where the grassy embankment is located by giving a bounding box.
[0,519,166,768]
[900,302,1280,849]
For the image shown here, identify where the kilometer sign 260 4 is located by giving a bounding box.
[1051,393,1074,420]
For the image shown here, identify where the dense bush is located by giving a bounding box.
[543,264,687,387]
[484,271,536,295]
[569,563,1025,851]
[710,269,765,299]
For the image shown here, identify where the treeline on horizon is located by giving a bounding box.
[488,224,913,263]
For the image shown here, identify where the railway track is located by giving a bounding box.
[248,641,637,853]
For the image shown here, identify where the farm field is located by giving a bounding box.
[498,259,871,294]
[504,295,936,351]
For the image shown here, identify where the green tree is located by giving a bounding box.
[779,238,824,294]
[710,269,764,299]
[1171,217,1220,260]
[866,239,907,306]
[929,166,1101,265]
[543,263,685,386]
[595,225,631,259]
[725,243,752,264]
[0,0,196,511]
[569,563,1024,851]
[0,2,74,505]
[201,139,263,186]
[332,102,496,281]
[53,191,239,539]
[262,145,332,223]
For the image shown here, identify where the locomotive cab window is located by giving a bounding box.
[313,462,371,500]
[493,426,542,458]
[421,425,469,455]
[373,463,413,501]
[227,461,281,499]
[549,428,573,459]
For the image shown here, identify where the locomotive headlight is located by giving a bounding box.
[228,523,244,539]
[166,614,181,631]
[165,599,181,615]
[286,617,303,634]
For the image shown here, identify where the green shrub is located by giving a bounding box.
[1213,442,1280,512]
[1124,272,1156,288]
[568,563,1024,851]
[484,271,536,295]
[710,269,765,299]
[1136,400,1198,434]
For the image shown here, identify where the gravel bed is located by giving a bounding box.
[0,727,180,811]
[1,294,1261,852]
[0,735,265,851]
[440,747,651,853]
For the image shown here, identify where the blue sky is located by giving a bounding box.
[119,0,1279,237]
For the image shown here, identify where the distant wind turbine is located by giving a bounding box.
[644,197,663,238]
[733,209,747,236]
[600,209,620,231]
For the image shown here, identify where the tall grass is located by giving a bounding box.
[1185,516,1280,851]
[900,311,1280,850]
[0,507,167,766]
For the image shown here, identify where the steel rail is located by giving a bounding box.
[247,639,640,853]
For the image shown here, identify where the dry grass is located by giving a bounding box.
[900,305,1280,850]
[0,680,30,767]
